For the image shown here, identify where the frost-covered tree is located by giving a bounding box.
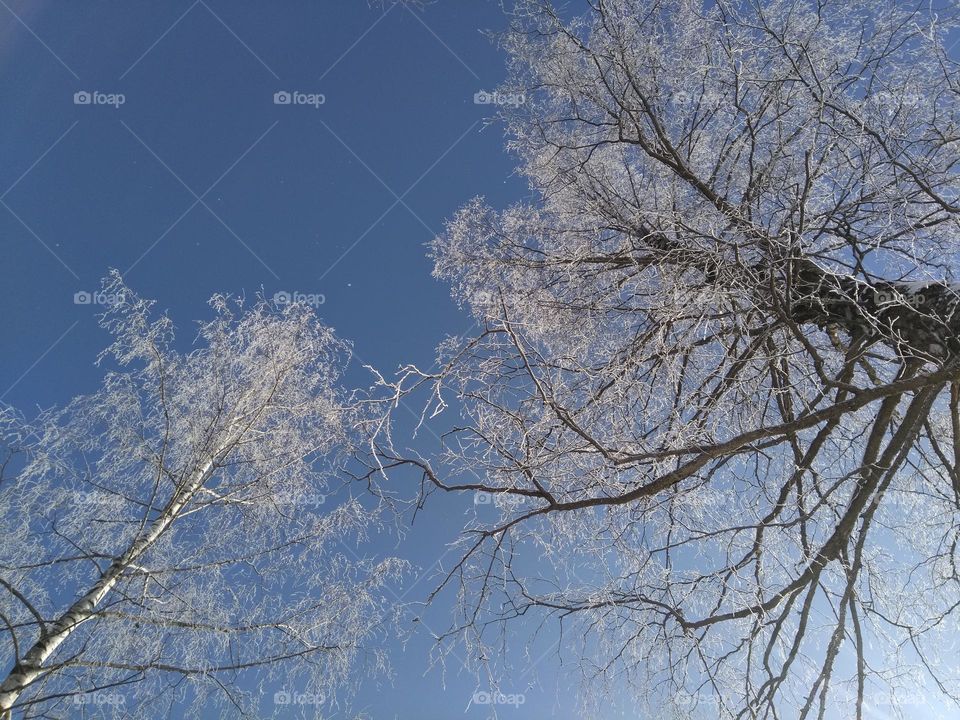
[0,273,404,719]
[369,1,960,717]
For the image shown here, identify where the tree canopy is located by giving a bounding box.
[369,1,960,717]
[0,274,403,718]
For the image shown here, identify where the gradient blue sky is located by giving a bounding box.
[0,1,602,718]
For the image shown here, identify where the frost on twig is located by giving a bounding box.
[0,273,406,718]
[367,1,960,717]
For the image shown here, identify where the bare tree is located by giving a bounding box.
[368,1,960,717]
[0,273,405,719]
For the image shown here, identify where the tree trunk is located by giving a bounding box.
[0,456,219,714]
[787,258,960,361]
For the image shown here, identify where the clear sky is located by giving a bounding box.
[0,1,596,718]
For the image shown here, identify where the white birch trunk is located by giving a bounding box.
[0,452,222,714]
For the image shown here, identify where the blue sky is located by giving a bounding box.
[0,1,597,717]
[7,4,951,720]
[0,0,526,403]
